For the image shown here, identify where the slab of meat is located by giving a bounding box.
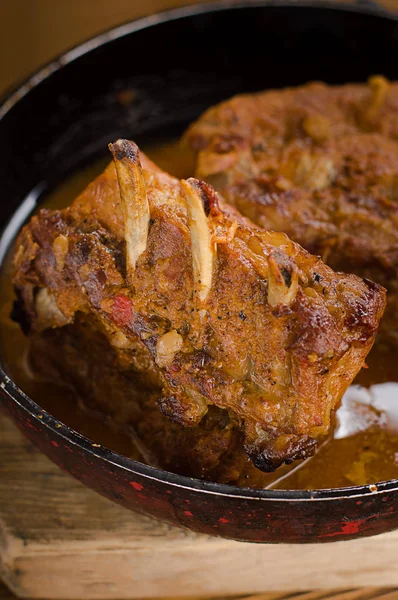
[12,140,386,473]
[185,77,398,346]
[28,317,275,487]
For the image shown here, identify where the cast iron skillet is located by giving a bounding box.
[1,1,398,544]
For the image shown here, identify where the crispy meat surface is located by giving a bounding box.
[12,140,386,472]
[185,77,398,345]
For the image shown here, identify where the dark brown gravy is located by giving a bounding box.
[1,139,397,490]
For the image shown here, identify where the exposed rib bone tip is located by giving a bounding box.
[110,139,149,277]
[109,139,140,164]
[182,179,215,303]
[185,178,222,217]
[267,254,299,308]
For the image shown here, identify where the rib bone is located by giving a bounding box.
[182,178,215,303]
[109,140,150,280]
[267,253,299,307]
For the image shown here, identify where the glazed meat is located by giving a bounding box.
[28,317,274,487]
[185,77,398,345]
[12,140,386,472]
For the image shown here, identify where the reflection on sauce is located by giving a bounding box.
[271,368,398,490]
[0,139,397,490]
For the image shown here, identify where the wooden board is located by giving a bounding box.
[2,583,398,600]
[1,410,398,600]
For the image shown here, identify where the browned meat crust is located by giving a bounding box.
[28,318,272,487]
[185,77,398,345]
[12,140,386,472]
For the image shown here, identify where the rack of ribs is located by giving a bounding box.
[12,140,386,474]
[185,77,398,346]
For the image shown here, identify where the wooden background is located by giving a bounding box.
[1,0,398,599]
[1,0,398,96]
[0,0,212,95]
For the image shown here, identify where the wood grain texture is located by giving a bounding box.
[1,411,398,600]
[1,583,398,600]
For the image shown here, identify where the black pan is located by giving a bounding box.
[1,1,398,543]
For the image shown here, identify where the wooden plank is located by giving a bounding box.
[1,411,398,600]
[1,581,398,600]
[1,583,398,600]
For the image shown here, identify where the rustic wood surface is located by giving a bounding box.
[1,582,398,600]
[1,411,398,600]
